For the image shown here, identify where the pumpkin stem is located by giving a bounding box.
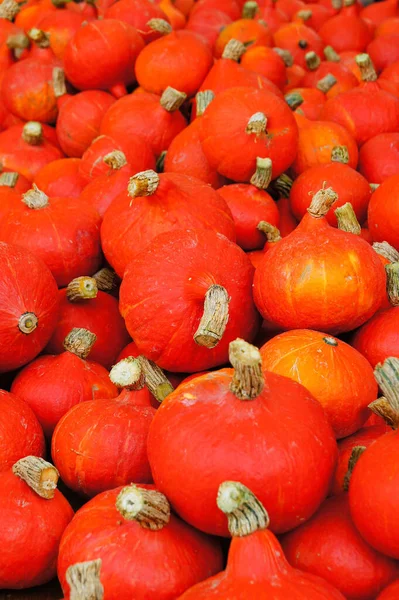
[373,241,399,264]
[323,336,338,346]
[92,267,120,292]
[368,397,399,429]
[22,121,43,146]
[316,73,337,93]
[257,221,281,242]
[229,339,265,400]
[222,39,246,61]
[335,202,361,235]
[285,92,304,111]
[0,172,18,187]
[374,357,399,417]
[297,9,312,20]
[128,170,160,198]
[324,45,340,62]
[22,184,49,209]
[103,150,127,170]
[66,560,104,600]
[6,32,29,53]
[194,284,230,349]
[147,18,172,35]
[156,150,167,173]
[331,0,343,9]
[63,328,97,359]
[356,53,377,82]
[273,173,293,198]
[116,485,170,530]
[385,263,399,307]
[305,51,321,71]
[18,312,38,335]
[0,0,20,20]
[331,145,349,164]
[273,47,294,67]
[12,456,59,499]
[217,481,269,536]
[66,276,98,302]
[250,157,273,190]
[137,356,174,402]
[307,186,338,218]
[28,28,50,48]
[242,0,259,18]
[160,86,187,112]
[52,66,67,98]
[370,183,380,192]
[342,446,366,491]
[195,90,215,116]
[246,112,267,136]
[109,357,145,391]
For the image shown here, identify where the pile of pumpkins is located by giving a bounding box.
[2,0,399,596]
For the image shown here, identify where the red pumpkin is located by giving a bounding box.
[286,87,326,120]
[0,456,73,589]
[378,580,399,599]
[240,46,288,89]
[368,174,399,248]
[35,10,86,60]
[358,133,399,183]
[185,7,233,47]
[179,482,344,599]
[352,307,399,368]
[281,494,398,600]
[104,0,170,43]
[247,222,282,270]
[189,0,240,21]
[273,22,324,68]
[57,484,223,599]
[11,328,118,437]
[257,0,290,33]
[360,0,398,27]
[34,158,87,198]
[254,187,386,334]
[301,55,359,98]
[147,339,337,536]
[0,174,25,220]
[367,34,399,73]
[0,241,59,373]
[293,4,332,32]
[318,12,373,52]
[214,18,272,58]
[0,390,45,472]
[101,171,236,277]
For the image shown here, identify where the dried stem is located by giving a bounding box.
[137,356,174,402]
[195,90,215,116]
[147,18,172,35]
[331,145,349,163]
[373,241,399,264]
[369,397,399,429]
[335,202,361,235]
[273,173,293,198]
[222,39,246,61]
[316,73,337,93]
[246,112,267,136]
[28,28,50,48]
[18,312,38,335]
[257,221,281,242]
[156,150,167,173]
[242,0,259,18]
[109,357,145,391]
[305,51,321,71]
[12,457,59,499]
[52,66,67,97]
[273,47,293,67]
[342,446,366,491]
[386,263,399,306]
[0,0,20,20]
[285,92,304,110]
[297,9,312,20]
[307,186,338,218]
[128,170,160,198]
[217,481,269,537]
[66,560,104,600]
[92,267,120,292]
[63,328,97,359]
[250,157,273,190]
[229,339,264,400]
[160,87,187,112]
[66,276,98,302]
[22,185,49,209]
[0,172,18,187]
[103,150,127,170]
[194,284,230,349]
[22,122,43,145]
[356,53,377,82]
[374,358,399,416]
[116,485,170,530]
[324,46,340,62]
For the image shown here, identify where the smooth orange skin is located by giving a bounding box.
[281,495,398,600]
[290,163,371,226]
[58,485,223,600]
[376,17,399,37]
[378,580,399,599]
[14,2,56,32]
[0,186,23,222]
[359,133,399,183]
[135,31,213,97]
[34,158,87,198]
[254,212,386,334]
[301,62,358,99]
[368,173,399,248]
[273,22,324,68]
[241,46,287,88]
[214,18,272,58]
[351,307,399,368]
[260,329,378,439]
[277,0,306,19]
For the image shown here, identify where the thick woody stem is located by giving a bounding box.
[356,53,377,82]
[229,339,264,400]
[93,267,120,292]
[273,47,293,67]
[195,90,215,116]
[342,446,366,491]
[128,170,160,198]
[18,312,38,335]
[116,485,170,530]
[0,172,18,187]
[246,112,267,136]
[250,157,273,190]
[52,67,67,97]
[305,51,321,71]
[331,145,349,163]
[147,18,172,35]
[324,46,340,62]
[374,357,399,415]
[12,457,59,499]
[22,185,49,209]
[222,39,246,61]
[307,186,338,218]
[194,284,230,349]
[28,28,50,48]
[109,357,145,391]
[285,92,303,111]
[103,150,127,170]
[273,173,293,198]
[335,202,361,235]
[297,9,312,20]
[370,183,380,192]
[316,73,337,93]
[22,122,43,145]
[331,0,342,9]
[7,33,29,52]
[373,242,399,264]
[386,263,399,307]
[137,356,174,402]
[217,481,269,537]
[160,87,187,112]
[66,560,104,600]
[0,0,20,20]
[63,328,97,359]
[369,397,399,429]
[257,221,281,242]
[242,0,259,18]
[66,276,98,302]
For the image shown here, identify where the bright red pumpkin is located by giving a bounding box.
[104,0,170,43]
[34,158,87,198]
[368,174,399,248]
[214,18,272,58]
[318,12,373,52]
[378,580,399,599]
[358,133,399,183]
[352,307,399,368]
[273,22,324,68]
[240,45,288,89]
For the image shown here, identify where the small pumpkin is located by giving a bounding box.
[352,305,399,368]
[34,158,87,198]
[368,173,399,248]
[358,133,399,183]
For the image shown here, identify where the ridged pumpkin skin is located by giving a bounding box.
[281,495,398,600]
[101,173,236,278]
[0,466,74,589]
[358,133,399,183]
[0,242,59,373]
[352,308,399,368]
[200,86,298,181]
[253,211,386,334]
[368,174,399,248]
[0,390,45,472]
[260,330,378,439]
[148,369,337,536]
[119,229,259,372]
[57,485,224,600]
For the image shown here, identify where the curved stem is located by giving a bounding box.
[160,87,187,112]
[343,446,366,491]
[373,241,399,264]
[374,358,399,415]
[116,485,170,530]
[250,157,273,190]
[386,263,399,306]
[242,0,259,18]
[273,47,293,67]
[307,186,338,218]
[147,18,172,35]
[128,170,160,198]
[194,284,230,349]
[66,560,104,600]
[92,267,119,292]
[217,481,269,537]
[109,357,145,390]
[222,39,246,61]
[257,221,281,242]
[285,92,303,110]
[229,339,264,400]
[103,150,127,170]
[368,397,399,429]
[335,202,361,235]
[137,356,174,402]
[12,457,59,499]
[63,328,97,359]
[156,150,167,173]
[18,312,38,335]
[66,276,98,302]
[324,45,340,62]
[273,173,293,198]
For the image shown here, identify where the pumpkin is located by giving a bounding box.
[367,34,399,73]
[35,10,85,60]
[318,10,373,53]
[178,482,344,599]
[281,493,398,600]
[378,580,399,599]
[253,188,386,334]
[101,171,236,278]
[200,86,298,183]
[0,173,25,220]
[247,222,282,269]
[293,4,331,32]
[56,90,115,158]
[285,87,326,119]
[135,30,213,97]
[189,0,240,20]
[0,456,73,589]
[186,7,233,47]
[34,158,87,198]
[260,329,378,439]
[214,17,272,58]
[57,484,224,599]
[368,174,399,248]
[0,390,45,472]
[0,241,59,373]
[257,0,290,33]
[302,51,359,98]
[147,339,337,535]
[119,230,259,372]
[273,22,324,68]
[240,45,288,89]
[104,0,171,44]
[360,0,398,27]
[352,306,399,368]
[358,133,399,183]
[284,62,306,91]
[11,328,118,437]
[63,19,144,97]
[157,0,186,29]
